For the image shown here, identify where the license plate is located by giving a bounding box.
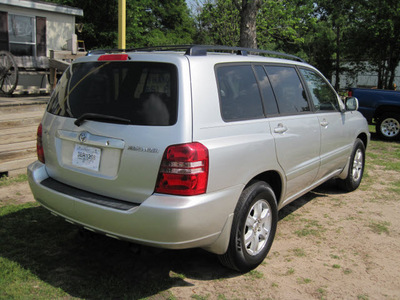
[72,144,101,171]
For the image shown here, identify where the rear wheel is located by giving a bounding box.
[376,113,400,141]
[219,181,278,272]
[337,138,365,192]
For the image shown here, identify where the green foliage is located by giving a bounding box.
[257,0,312,50]
[0,174,28,187]
[126,0,195,48]
[195,0,240,46]
[43,0,194,49]
[345,0,400,88]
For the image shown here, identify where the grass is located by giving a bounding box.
[246,269,264,280]
[366,139,400,172]
[191,294,209,300]
[297,277,312,284]
[294,219,326,238]
[292,248,306,257]
[0,173,28,187]
[368,221,391,235]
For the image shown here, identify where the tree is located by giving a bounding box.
[234,0,262,48]
[126,0,195,47]
[43,0,194,49]
[347,0,400,89]
[257,0,313,53]
[195,0,240,46]
[313,0,356,89]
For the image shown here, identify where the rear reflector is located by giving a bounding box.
[37,123,45,163]
[98,54,129,61]
[155,142,209,196]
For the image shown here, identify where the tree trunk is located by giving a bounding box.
[335,25,340,91]
[237,0,261,48]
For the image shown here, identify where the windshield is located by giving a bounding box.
[47,61,178,126]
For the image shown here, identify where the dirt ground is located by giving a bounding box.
[1,165,399,299]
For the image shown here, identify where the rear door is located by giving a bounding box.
[42,56,191,204]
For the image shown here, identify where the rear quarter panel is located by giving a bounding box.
[189,57,284,205]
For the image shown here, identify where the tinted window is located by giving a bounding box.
[300,69,339,111]
[47,62,178,126]
[216,65,264,122]
[265,66,310,114]
[254,65,279,115]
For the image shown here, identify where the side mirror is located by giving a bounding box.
[345,97,359,111]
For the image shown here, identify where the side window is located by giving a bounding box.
[216,65,264,122]
[300,68,339,111]
[265,66,310,114]
[254,65,279,115]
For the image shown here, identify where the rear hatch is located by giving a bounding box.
[42,54,191,204]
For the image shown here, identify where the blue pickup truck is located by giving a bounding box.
[347,88,400,140]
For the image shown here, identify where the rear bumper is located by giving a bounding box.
[27,161,240,254]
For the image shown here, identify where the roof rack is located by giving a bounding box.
[87,45,305,63]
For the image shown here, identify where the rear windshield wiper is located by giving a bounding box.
[74,113,132,127]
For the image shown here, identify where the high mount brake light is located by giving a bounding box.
[155,142,209,196]
[98,54,129,61]
[37,123,45,163]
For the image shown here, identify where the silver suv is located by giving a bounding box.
[28,45,370,272]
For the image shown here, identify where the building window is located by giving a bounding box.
[8,14,36,56]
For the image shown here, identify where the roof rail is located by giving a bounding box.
[184,45,305,62]
[87,45,305,62]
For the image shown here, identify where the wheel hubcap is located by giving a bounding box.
[381,118,400,137]
[244,199,272,256]
[352,149,363,182]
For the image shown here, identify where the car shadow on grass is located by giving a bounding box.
[0,181,347,299]
[0,204,235,299]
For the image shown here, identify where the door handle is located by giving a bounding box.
[320,119,329,127]
[274,123,288,134]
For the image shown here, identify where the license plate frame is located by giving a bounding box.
[72,144,101,171]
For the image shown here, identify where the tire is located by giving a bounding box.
[218,181,278,272]
[337,138,365,192]
[376,113,400,141]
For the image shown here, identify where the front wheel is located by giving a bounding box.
[219,181,278,272]
[337,138,365,192]
[376,113,400,141]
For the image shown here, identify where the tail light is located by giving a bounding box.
[37,123,45,163]
[347,90,353,97]
[155,142,209,196]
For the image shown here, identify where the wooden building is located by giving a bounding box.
[0,0,83,93]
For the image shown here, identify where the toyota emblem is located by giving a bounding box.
[79,132,88,143]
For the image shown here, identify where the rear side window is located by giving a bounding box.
[47,62,178,126]
[265,66,310,114]
[300,68,339,111]
[216,65,264,122]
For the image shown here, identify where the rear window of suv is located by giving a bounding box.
[47,62,178,126]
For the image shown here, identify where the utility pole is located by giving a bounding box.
[118,0,126,50]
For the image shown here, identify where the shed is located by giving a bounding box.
[0,0,83,93]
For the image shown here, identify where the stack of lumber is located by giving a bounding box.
[0,102,46,176]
